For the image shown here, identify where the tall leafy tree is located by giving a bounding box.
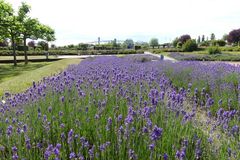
[172,37,179,48]
[149,38,159,48]
[17,2,34,64]
[201,35,205,42]
[21,18,41,64]
[0,0,20,66]
[123,39,134,49]
[210,33,215,41]
[37,24,56,43]
[222,34,228,42]
[197,36,201,44]
[227,29,240,45]
[179,34,191,44]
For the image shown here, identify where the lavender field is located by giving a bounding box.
[0,55,239,159]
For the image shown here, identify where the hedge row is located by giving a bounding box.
[151,48,183,54]
[168,52,240,61]
[0,49,144,56]
[220,46,240,52]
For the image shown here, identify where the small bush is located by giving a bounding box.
[208,47,221,54]
[212,40,226,46]
[182,39,198,52]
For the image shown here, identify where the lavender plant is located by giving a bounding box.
[0,55,239,159]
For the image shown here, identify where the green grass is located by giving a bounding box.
[0,59,81,96]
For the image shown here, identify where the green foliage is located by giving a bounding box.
[199,41,210,47]
[212,40,226,47]
[172,37,179,47]
[135,41,149,49]
[37,41,48,51]
[78,43,88,50]
[182,39,198,52]
[0,0,55,65]
[123,39,134,49]
[210,33,215,41]
[149,38,159,48]
[208,46,221,55]
[177,42,182,48]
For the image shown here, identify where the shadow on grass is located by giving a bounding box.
[0,63,50,83]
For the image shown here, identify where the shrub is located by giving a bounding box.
[182,39,198,52]
[212,40,226,46]
[199,41,210,47]
[208,47,221,54]
[179,34,191,44]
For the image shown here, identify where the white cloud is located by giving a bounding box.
[6,0,240,45]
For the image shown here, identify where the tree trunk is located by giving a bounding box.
[11,36,17,66]
[23,36,28,64]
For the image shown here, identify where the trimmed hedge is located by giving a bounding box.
[0,49,144,56]
[168,52,240,61]
[220,46,240,52]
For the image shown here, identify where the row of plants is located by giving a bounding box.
[168,52,240,61]
[0,49,144,56]
[0,55,238,159]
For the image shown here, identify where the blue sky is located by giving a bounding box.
[7,0,240,46]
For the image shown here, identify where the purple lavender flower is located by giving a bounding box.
[175,150,181,159]
[69,152,76,159]
[44,150,51,160]
[60,96,65,103]
[53,147,60,156]
[117,114,123,122]
[128,149,137,160]
[149,143,155,151]
[163,153,168,160]
[88,145,95,158]
[150,125,163,141]
[7,125,13,136]
[68,129,74,144]
[12,146,17,153]
[12,154,18,160]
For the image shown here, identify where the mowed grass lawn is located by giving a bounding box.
[0,59,81,96]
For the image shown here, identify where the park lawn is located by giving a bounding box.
[0,55,57,60]
[0,58,81,96]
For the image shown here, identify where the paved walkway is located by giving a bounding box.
[57,52,177,61]
[143,51,177,61]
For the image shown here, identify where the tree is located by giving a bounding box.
[201,35,205,42]
[78,43,88,50]
[179,34,191,44]
[149,38,159,48]
[172,37,179,48]
[210,33,215,41]
[212,40,226,47]
[110,38,118,48]
[222,34,228,42]
[0,0,20,66]
[123,39,134,49]
[17,2,34,64]
[28,40,36,49]
[182,39,198,52]
[0,38,8,47]
[135,41,149,49]
[38,41,48,50]
[197,36,201,44]
[35,23,55,57]
[227,29,240,45]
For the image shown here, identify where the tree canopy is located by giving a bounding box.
[0,0,55,65]
[149,38,159,48]
[227,29,240,44]
[123,39,134,49]
[179,34,191,44]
